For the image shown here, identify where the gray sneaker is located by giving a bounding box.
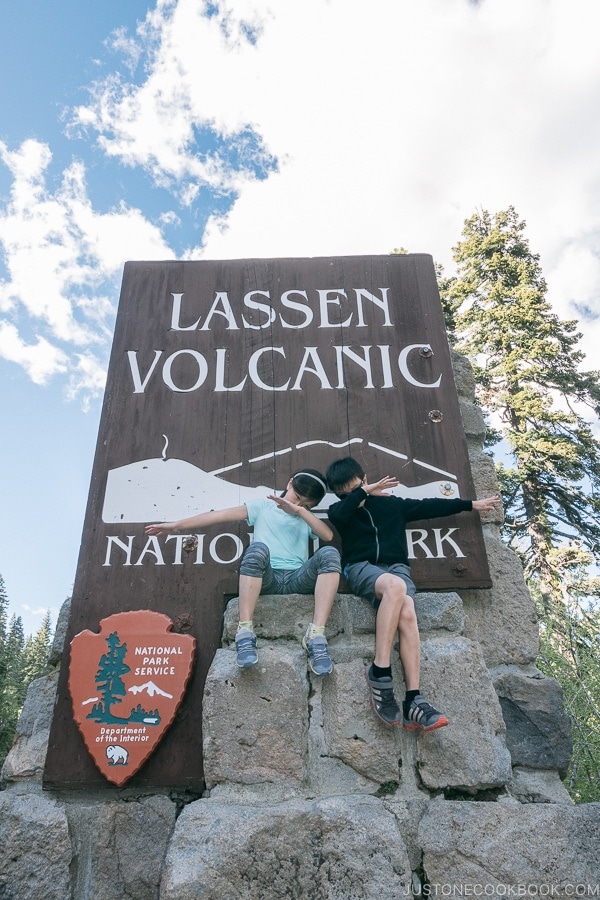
[403,695,448,731]
[235,629,258,668]
[302,632,333,675]
[364,664,401,726]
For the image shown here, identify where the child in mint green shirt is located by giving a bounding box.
[145,469,341,675]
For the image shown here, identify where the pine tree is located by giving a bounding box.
[22,610,53,683]
[0,614,25,762]
[0,574,7,634]
[93,631,130,722]
[440,206,600,801]
[0,574,55,768]
[0,576,9,738]
[534,571,600,803]
[0,574,8,675]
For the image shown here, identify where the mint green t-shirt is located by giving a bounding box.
[245,498,317,570]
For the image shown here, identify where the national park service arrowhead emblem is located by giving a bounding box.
[69,610,196,786]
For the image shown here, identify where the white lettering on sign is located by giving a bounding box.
[200,292,239,330]
[170,288,393,331]
[432,527,465,557]
[103,533,246,567]
[96,727,150,743]
[102,529,465,567]
[214,349,247,392]
[291,348,333,391]
[248,347,289,391]
[103,535,134,566]
[134,667,175,675]
[127,345,442,394]
[318,290,353,328]
[127,349,162,393]
[134,536,165,565]
[334,346,375,389]
[406,528,466,560]
[209,533,244,564]
[241,291,277,329]
[161,350,209,393]
[398,344,442,388]
[280,290,313,328]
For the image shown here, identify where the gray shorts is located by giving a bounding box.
[344,561,416,610]
[240,542,341,595]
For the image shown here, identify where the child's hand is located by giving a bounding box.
[267,494,301,515]
[145,522,177,535]
[472,495,502,512]
[364,475,399,496]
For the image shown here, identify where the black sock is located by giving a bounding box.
[404,689,419,712]
[371,663,392,679]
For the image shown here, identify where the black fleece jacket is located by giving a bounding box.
[327,487,473,568]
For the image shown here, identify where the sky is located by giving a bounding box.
[1,0,599,638]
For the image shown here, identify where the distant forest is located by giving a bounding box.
[0,573,54,768]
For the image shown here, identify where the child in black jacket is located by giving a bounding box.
[326,456,500,730]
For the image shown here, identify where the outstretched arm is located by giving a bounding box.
[267,495,334,542]
[145,505,248,536]
[363,475,399,496]
[472,495,502,512]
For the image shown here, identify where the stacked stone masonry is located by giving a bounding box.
[1,350,598,898]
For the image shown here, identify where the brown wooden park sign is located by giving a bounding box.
[44,254,491,790]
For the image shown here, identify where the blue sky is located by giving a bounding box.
[1,0,599,637]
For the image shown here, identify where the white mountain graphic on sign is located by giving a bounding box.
[102,437,461,524]
[128,681,174,699]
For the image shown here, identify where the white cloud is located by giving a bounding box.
[0,138,174,399]
[69,0,278,202]
[71,1,600,347]
[21,604,53,617]
[546,245,600,364]
[4,0,600,396]
[21,604,61,634]
[106,26,144,74]
[66,352,111,410]
[0,322,68,385]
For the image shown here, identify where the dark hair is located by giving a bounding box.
[326,457,365,492]
[288,469,328,504]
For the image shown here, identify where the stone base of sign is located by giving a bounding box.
[418,801,600,890]
[0,783,177,900]
[65,795,176,899]
[0,670,59,782]
[203,645,310,789]
[214,593,512,796]
[492,666,573,775]
[2,584,584,899]
[507,766,577,805]
[160,796,413,900]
